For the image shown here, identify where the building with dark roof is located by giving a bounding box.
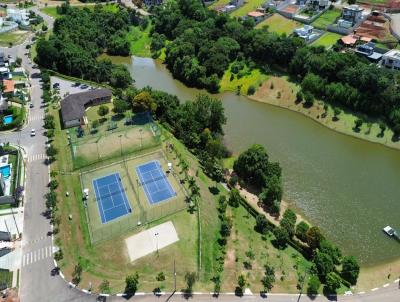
[61,89,112,128]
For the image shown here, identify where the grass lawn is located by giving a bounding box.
[311,8,341,30]
[220,63,268,95]
[85,103,114,122]
[256,14,301,35]
[209,0,231,9]
[311,32,342,48]
[222,205,312,293]
[40,7,60,18]
[230,0,266,18]
[0,31,29,47]
[126,25,152,58]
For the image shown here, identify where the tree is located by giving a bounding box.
[46,145,58,161]
[333,107,341,121]
[303,91,314,107]
[261,264,275,292]
[15,57,22,66]
[125,273,140,295]
[273,227,289,249]
[49,180,59,190]
[44,115,55,129]
[319,240,342,265]
[354,118,363,131]
[42,24,48,32]
[341,256,360,285]
[237,274,246,290]
[307,275,320,295]
[185,272,197,293]
[99,280,110,294]
[280,209,297,238]
[247,85,255,95]
[133,91,157,112]
[228,188,241,208]
[113,98,129,114]
[220,217,232,237]
[97,105,109,117]
[54,249,63,261]
[156,272,166,281]
[314,252,334,280]
[110,65,132,89]
[306,226,324,250]
[233,144,270,188]
[72,263,82,285]
[295,221,309,242]
[259,175,282,208]
[325,272,341,293]
[255,214,269,234]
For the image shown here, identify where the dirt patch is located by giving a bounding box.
[356,258,400,291]
[356,14,395,41]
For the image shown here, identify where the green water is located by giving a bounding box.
[117,55,400,267]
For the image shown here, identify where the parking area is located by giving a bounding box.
[50,76,96,97]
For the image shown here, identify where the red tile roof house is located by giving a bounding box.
[2,80,15,97]
[247,11,266,24]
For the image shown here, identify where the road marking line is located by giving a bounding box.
[45,247,48,257]
[33,251,37,262]
[371,288,379,291]
[22,254,26,266]
[30,252,33,264]
[383,283,389,287]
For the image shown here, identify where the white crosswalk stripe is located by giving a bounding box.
[28,113,44,122]
[22,246,53,267]
[27,154,47,162]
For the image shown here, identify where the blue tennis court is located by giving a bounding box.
[136,160,176,205]
[92,173,132,224]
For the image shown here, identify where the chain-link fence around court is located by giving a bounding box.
[80,149,188,244]
[69,112,162,170]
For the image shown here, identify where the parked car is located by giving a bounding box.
[32,64,38,69]
[80,84,89,89]
[31,129,36,136]
[73,82,81,87]
[29,103,34,108]
[52,83,60,89]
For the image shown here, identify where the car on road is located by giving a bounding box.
[73,82,81,87]
[80,84,89,89]
[29,103,34,108]
[31,129,36,136]
[32,64,38,69]
[53,83,60,89]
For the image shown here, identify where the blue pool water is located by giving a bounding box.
[0,165,11,179]
[3,115,13,125]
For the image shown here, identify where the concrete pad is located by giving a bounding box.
[125,221,179,262]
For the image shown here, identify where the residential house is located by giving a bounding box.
[247,11,266,23]
[61,89,112,128]
[355,42,383,62]
[340,34,371,46]
[311,0,329,10]
[293,25,320,42]
[341,5,363,25]
[0,95,7,112]
[230,0,244,7]
[296,0,308,6]
[381,49,400,70]
[2,80,14,98]
[6,8,29,26]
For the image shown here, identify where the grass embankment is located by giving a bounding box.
[311,9,341,30]
[230,0,266,17]
[40,3,119,19]
[209,0,231,9]
[0,31,29,47]
[256,14,301,35]
[220,62,268,95]
[311,32,342,48]
[126,25,152,58]
[248,76,400,150]
[40,7,60,18]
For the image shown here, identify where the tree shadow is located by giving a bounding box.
[322,286,338,301]
[391,133,400,142]
[306,293,318,300]
[234,287,243,297]
[352,127,361,133]
[209,186,220,195]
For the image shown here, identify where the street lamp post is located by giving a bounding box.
[118,134,122,157]
[139,128,143,148]
[155,232,159,256]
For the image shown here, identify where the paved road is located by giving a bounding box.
[0,4,398,302]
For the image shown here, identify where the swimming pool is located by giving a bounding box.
[2,115,13,125]
[0,165,11,179]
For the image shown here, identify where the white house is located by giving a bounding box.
[6,8,29,26]
[294,25,319,41]
[381,49,400,70]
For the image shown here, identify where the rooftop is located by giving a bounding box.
[248,11,265,17]
[61,89,112,122]
[2,80,14,93]
[383,49,400,58]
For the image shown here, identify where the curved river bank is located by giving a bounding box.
[115,55,399,268]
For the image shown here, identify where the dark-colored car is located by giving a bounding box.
[53,83,60,89]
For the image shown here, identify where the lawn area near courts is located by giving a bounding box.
[311,32,342,48]
[220,62,268,95]
[0,31,29,47]
[222,205,312,293]
[126,25,152,57]
[256,14,302,35]
[230,0,266,17]
[311,8,341,30]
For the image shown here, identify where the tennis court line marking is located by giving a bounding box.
[113,173,130,214]
[93,178,106,224]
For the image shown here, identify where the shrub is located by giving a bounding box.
[247,85,256,95]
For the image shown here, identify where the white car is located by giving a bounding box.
[31,129,36,136]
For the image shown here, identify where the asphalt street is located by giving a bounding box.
[0,3,398,302]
